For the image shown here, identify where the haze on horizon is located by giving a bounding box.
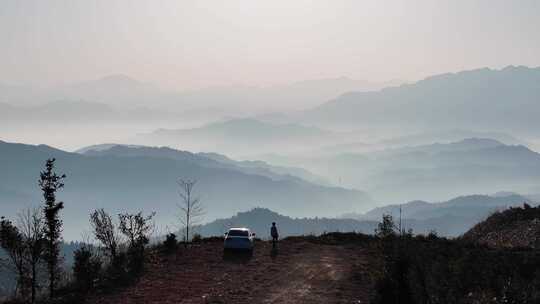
[2,0,540,90]
[3,0,540,245]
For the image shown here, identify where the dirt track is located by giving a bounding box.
[90,239,377,304]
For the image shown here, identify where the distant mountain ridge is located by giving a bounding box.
[364,137,506,159]
[343,193,534,236]
[300,66,540,133]
[0,100,176,123]
[143,118,333,139]
[0,74,169,107]
[78,143,330,186]
[198,208,378,238]
[262,138,540,202]
[354,193,530,221]
[378,130,525,147]
[0,140,370,240]
[0,75,402,119]
[199,193,535,238]
[306,130,524,157]
[134,118,342,155]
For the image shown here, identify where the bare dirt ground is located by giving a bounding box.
[90,239,378,304]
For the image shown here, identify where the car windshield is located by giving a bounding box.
[228,229,249,237]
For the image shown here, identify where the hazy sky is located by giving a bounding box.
[2,0,539,89]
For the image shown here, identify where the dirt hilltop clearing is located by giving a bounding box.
[89,235,380,304]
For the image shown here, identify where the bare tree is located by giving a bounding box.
[118,211,155,250]
[177,179,204,245]
[90,209,120,261]
[18,207,45,304]
[119,211,155,273]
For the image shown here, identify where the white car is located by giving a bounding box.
[224,227,255,251]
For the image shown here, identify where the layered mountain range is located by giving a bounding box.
[0,141,370,240]
[297,66,540,134]
[198,193,532,238]
[262,137,540,202]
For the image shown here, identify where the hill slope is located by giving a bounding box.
[78,144,331,186]
[463,204,540,248]
[89,237,378,304]
[346,193,532,236]
[0,141,370,240]
[198,197,527,238]
[199,208,378,238]
[359,193,529,221]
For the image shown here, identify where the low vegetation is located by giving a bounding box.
[0,160,162,303]
[371,211,540,304]
[464,204,540,249]
[2,159,540,303]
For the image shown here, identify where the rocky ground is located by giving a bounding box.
[89,238,379,304]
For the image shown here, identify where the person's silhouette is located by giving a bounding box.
[270,222,279,248]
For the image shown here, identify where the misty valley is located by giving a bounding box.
[2,2,540,301]
[3,67,540,236]
[2,66,540,303]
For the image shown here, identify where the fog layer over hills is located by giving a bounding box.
[2,66,540,152]
[3,66,540,240]
[199,193,532,238]
[0,76,400,151]
[261,138,540,202]
[298,66,540,133]
[0,75,400,121]
[0,141,370,240]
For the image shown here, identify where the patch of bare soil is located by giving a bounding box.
[89,239,378,304]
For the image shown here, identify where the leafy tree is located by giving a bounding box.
[375,214,397,239]
[18,207,45,303]
[177,179,204,246]
[0,216,28,297]
[73,245,101,291]
[118,211,155,250]
[39,158,66,299]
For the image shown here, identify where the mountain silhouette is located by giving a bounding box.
[198,207,378,238]
[344,193,532,236]
[301,66,540,133]
[134,118,340,155]
[266,138,540,202]
[0,140,370,240]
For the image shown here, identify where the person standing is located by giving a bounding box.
[270,222,279,248]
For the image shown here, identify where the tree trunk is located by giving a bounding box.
[31,262,36,304]
[185,213,189,248]
[48,240,55,299]
[49,263,54,298]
